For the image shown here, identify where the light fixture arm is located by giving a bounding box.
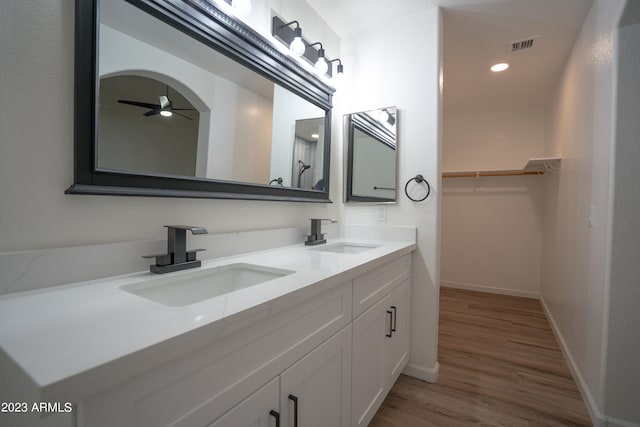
[279,20,301,31]
[308,42,325,58]
[328,58,344,74]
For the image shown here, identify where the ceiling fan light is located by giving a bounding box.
[160,110,173,117]
[490,62,509,72]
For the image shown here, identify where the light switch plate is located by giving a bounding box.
[377,206,387,222]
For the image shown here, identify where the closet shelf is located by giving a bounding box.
[442,157,561,178]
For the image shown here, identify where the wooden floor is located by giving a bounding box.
[370,287,592,426]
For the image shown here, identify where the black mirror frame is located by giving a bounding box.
[345,112,398,203]
[67,0,334,202]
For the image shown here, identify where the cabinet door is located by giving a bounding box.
[209,377,279,427]
[351,298,388,427]
[280,326,352,427]
[384,279,410,391]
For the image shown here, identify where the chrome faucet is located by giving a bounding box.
[144,225,208,273]
[305,218,337,246]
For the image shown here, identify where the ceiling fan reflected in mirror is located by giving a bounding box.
[118,86,197,120]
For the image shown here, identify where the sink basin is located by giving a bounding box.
[310,242,379,254]
[121,263,294,307]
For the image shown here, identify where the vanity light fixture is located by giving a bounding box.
[328,58,344,83]
[328,58,344,76]
[278,21,305,56]
[490,62,509,72]
[271,17,338,77]
[309,42,328,74]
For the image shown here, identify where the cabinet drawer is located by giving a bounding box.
[353,255,410,318]
[80,281,352,427]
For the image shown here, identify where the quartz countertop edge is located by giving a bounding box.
[0,238,416,403]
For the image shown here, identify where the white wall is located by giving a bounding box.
[441,176,543,298]
[340,8,442,382]
[441,109,547,297]
[604,7,640,424]
[443,109,547,172]
[210,77,273,183]
[0,0,339,253]
[540,0,627,424]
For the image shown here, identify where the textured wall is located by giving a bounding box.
[540,0,626,424]
[604,12,640,425]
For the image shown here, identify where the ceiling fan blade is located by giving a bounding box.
[118,100,161,109]
[172,111,193,120]
[171,108,197,111]
[144,109,161,117]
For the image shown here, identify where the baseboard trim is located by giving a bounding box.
[441,280,539,300]
[538,296,626,427]
[403,362,439,383]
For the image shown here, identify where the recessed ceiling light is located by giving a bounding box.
[491,63,509,72]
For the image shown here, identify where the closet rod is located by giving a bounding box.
[442,170,542,178]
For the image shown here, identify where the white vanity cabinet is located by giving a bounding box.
[351,256,411,427]
[12,250,414,427]
[210,326,351,427]
[208,377,279,427]
[279,326,352,427]
[79,281,353,427]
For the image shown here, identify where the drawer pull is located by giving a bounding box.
[390,306,397,332]
[386,310,393,337]
[269,409,280,427]
[288,394,299,427]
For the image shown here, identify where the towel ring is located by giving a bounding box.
[404,174,431,202]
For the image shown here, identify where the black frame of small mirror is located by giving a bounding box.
[345,111,398,203]
[67,0,334,202]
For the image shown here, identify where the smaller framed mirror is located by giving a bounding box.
[345,106,398,203]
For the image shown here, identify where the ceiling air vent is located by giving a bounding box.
[507,35,538,54]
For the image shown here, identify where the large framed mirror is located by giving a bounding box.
[67,0,334,202]
[345,106,398,203]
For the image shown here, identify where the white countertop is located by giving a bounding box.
[0,237,415,403]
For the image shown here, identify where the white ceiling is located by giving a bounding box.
[305,0,594,116]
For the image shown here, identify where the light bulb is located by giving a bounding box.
[231,0,251,16]
[315,58,328,74]
[290,37,305,56]
[160,110,173,117]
